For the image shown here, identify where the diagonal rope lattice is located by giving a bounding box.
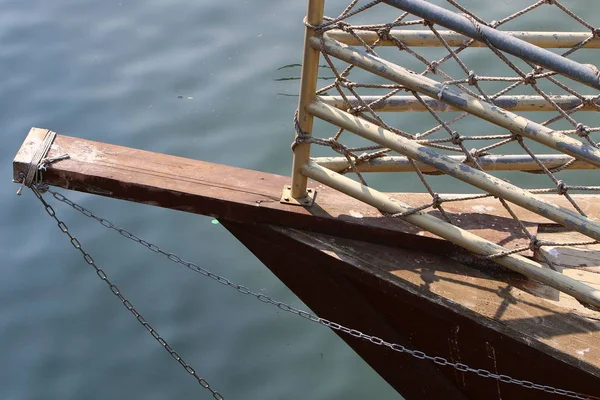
[293,0,600,276]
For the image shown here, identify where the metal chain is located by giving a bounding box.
[33,185,599,400]
[29,185,224,400]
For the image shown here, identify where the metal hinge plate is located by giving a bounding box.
[280,185,316,207]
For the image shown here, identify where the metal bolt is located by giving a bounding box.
[284,197,290,202]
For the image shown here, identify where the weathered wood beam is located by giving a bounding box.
[12,128,453,254]
[12,127,600,270]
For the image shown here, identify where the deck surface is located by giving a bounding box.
[285,227,600,372]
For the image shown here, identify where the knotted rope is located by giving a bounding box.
[16,130,69,195]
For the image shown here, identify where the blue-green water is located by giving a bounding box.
[1,1,401,399]
[0,0,595,399]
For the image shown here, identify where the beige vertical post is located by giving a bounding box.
[290,0,325,199]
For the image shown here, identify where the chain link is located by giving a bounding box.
[29,185,224,400]
[31,185,599,400]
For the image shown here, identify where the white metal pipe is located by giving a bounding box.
[319,95,600,112]
[307,100,600,242]
[326,30,600,49]
[314,154,596,173]
[309,35,600,168]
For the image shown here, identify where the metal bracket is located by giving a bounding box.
[280,185,316,207]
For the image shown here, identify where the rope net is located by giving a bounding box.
[295,0,600,270]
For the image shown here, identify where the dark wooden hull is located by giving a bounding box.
[222,221,600,400]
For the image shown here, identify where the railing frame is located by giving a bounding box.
[288,0,600,307]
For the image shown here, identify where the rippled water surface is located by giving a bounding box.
[0,0,596,399]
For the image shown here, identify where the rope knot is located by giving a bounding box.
[450,131,463,145]
[593,28,600,38]
[291,133,311,152]
[336,21,352,33]
[510,132,523,143]
[583,95,599,108]
[291,109,317,152]
[575,123,589,137]
[327,137,347,154]
[529,236,541,252]
[468,148,484,159]
[348,106,363,115]
[338,78,355,89]
[428,61,439,75]
[431,193,442,209]
[523,72,536,85]
[436,83,447,100]
[467,70,477,86]
[16,130,67,195]
[302,16,321,31]
[377,24,393,41]
[556,180,568,195]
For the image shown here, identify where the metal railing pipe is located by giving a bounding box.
[307,100,600,241]
[326,30,600,49]
[382,0,600,90]
[290,0,324,199]
[314,154,596,173]
[319,95,600,112]
[301,160,600,308]
[309,36,600,168]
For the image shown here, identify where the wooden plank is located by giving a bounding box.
[536,227,600,274]
[12,128,600,259]
[225,221,600,399]
[279,227,600,376]
[528,227,600,313]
